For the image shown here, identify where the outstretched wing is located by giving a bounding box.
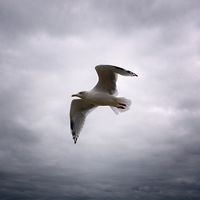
[92,65,138,95]
[70,99,97,144]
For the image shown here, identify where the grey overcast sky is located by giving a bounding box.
[0,0,200,199]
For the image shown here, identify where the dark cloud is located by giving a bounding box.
[1,0,199,39]
[0,0,200,199]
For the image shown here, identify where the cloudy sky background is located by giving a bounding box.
[1,0,200,199]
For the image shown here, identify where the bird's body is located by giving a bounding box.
[80,91,116,106]
[70,65,138,144]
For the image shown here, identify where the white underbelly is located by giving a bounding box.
[86,92,116,106]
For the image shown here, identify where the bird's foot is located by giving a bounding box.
[117,106,125,109]
[118,102,126,107]
[117,102,126,109]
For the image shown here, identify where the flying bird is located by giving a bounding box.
[70,65,138,144]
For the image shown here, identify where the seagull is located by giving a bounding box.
[70,65,138,144]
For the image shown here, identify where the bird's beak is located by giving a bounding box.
[71,94,78,97]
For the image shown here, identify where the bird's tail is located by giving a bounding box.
[110,97,132,115]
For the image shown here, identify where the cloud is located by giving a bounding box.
[0,0,200,199]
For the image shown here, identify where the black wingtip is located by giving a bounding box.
[73,136,78,144]
[131,72,138,77]
[74,139,77,144]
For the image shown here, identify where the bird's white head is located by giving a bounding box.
[71,91,88,99]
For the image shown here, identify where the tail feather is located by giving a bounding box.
[110,97,132,115]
